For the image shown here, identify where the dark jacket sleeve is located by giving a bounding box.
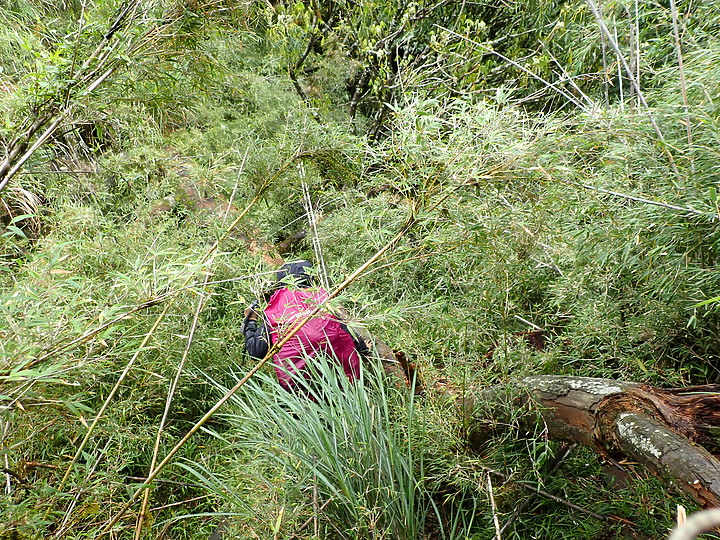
[340,322,370,358]
[243,316,270,359]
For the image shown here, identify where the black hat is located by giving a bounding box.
[275,260,314,287]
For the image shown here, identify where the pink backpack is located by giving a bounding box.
[264,287,361,390]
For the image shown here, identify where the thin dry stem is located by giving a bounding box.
[436,25,589,112]
[669,0,693,154]
[54,439,112,538]
[134,274,211,538]
[584,0,682,179]
[58,294,179,492]
[301,170,330,290]
[22,270,277,375]
[487,473,502,540]
[535,165,705,217]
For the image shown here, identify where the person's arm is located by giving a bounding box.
[340,322,370,358]
[243,305,270,359]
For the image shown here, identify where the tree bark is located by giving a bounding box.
[471,376,720,507]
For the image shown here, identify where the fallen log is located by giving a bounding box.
[471,376,720,508]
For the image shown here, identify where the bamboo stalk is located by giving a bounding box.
[634,0,640,90]
[585,0,682,179]
[669,0,693,157]
[598,0,609,106]
[615,25,624,113]
[301,173,330,290]
[0,1,143,195]
[437,25,589,112]
[541,44,597,110]
[487,473,502,540]
[134,274,211,539]
[1,420,10,495]
[20,270,277,376]
[0,116,65,194]
[54,440,113,538]
[58,293,181,492]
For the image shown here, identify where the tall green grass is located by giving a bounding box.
[195,356,473,539]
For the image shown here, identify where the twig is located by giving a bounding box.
[514,315,543,331]
[134,273,211,539]
[598,0,609,106]
[487,473,502,540]
[585,0,655,130]
[222,148,248,226]
[535,165,705,217]
[18,269,278,376]
[633,0,640,95]
[491,467,630,526]
[148,494,211,513]
[0,116,66,193]
[499,443,574,535]
[2,420,12,494]
[288,19,322,124]
[541,43,597,111]
[615,25,624,113]
[677,504,687,527]
[435,25,589,112]
[313,482,319,537]
[55,439,113,538]
[512,478,621,523]
[0,468,28,487]
[526,485,607,520]
[362,241,468,277]
[288,498,332,540]
[300,165,329,290]
[124,476,195,487]
[0,1,143,196]
[16,461,60,470]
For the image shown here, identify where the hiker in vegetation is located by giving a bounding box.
[242,260,368,392]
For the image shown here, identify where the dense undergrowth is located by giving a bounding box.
[1,0,719,538]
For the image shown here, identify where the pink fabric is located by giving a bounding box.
[264,288,361,389]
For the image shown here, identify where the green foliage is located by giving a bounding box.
[2,0,720,538]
